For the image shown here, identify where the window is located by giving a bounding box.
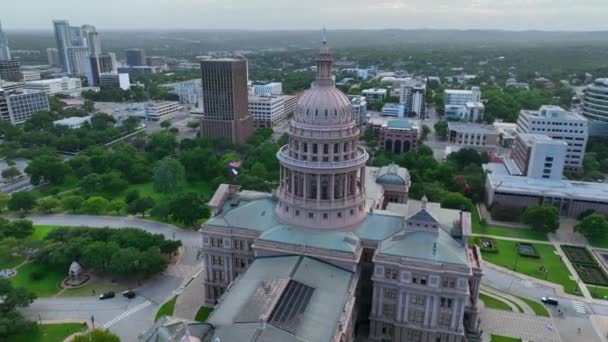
[382,303,395,318]
[212,269,225,282]
[337,212,342,218]
[303,143,308,152]
[385,268,398,280]
[412,275,427,285]
[211,256,224,265]
[442,278,456,288]
[323,213,328,219]
[381,323,394,336]
[384,288,397,299]
[211,237,223,247]
[438,312,451,328]
[440,297,453,308]
[295,210,300,216]
[313,144,318,154]
[410,295,425,306]
[407,309,425,324]
[234,257,247,268]
[308,212,314,218]
[323,144,328,154]
[233,240,244,251]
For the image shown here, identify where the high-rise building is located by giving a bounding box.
[69,26,84,46]
[90,54,114,86]
[53,20,72,73]
[248,94,296,128]
[0,20,11,61]
[511,133,567,180]
[516,105,588,171]
[47,48,60,67]
[81,25,101,55]
[99,73,130,90]
[125,48,146,67]
[146,56,163,68]
[444,87,481,106]
[199,57,254,144]
[399,78,426,118]
[582,78,608,136]
[0,60,23,82]
[108,52,118,73]
[67,46,93,84]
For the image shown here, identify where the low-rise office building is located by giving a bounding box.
[516,105,588,171]
[0,88,49,125]
[447,122,499,150]
[251,81,282,96]
[248,94,296,128]
[445,102,485,122]
[444,88,481,106]
[53,115,92,129]
[146,101,179,121]
[363,88,388,102]
[380,120,419,153]
[381,103,405,117]
[509,133,567,180]
[25,77,82,97]
[161,79,202,106]
[99,73,130,90]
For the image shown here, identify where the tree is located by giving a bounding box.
[72,329,120,342]
[107,199,127,215]
[0,279,37,340]
[250,162,268,179]
[101,172,128,193]
[79,173,104,195]
[150,201,171,220]
[24,155,70,185]
[8,191,36,216]
[440,192,473,211]
[434,121,448,140]
[575,214,608,240]
[169,192,211,226]
[127,197,155,217]
[0,220,34,239]
[62,195,84,213]
[160,120,172,129]
[83,99,95,112]
[81,196,109,215]
[2,166,21,182]
[124,189,140,204]
[522,205,559,233]
[146,131,177,160]
[0,193,9,212]
[421,125,431,141]
[37,197,61,214]
[186,120,200,129]
[153,157,185,193]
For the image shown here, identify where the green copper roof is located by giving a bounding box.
[387,120,413,129]
[378,229,468,266]
[376,163,410,186]
[258,225,359,253]
[205,197,280,232]
[354,213,405,241]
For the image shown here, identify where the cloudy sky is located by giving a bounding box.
[2,0,607,31]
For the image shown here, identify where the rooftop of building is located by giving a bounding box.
[484,162,608,202]
[465,101,485,108]
[207,255,353,342]
[381,103,404,110]
[591,78,608,87]
[139,316,215,342]
[362,88,387,94]
[447,122,498,134]
[53,116,92,125]
[520,105,587,121]
[384,120,416,130]
[444,89,475,95]
[517,133,568,146]
[375,163,411,186]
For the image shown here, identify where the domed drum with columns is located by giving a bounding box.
[276,31,369,229]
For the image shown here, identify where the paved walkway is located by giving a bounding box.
[471,233,553,245]
[481,285,534,315]
[479,289,521,312]
[173,266,206,320]
[479,308,560,342]
[551,242,593,300]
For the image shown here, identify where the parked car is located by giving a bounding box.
[99,291,115,300]
[122,290,136,299]
[541,297,558,305]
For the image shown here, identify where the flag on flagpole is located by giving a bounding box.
[231,168,239,176]
[229,160,241,168]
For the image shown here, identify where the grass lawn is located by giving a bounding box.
[194,306,213,322]
[155,295,178,321]
[491,335,522,342]
[30,225,60,240]
[471,207,549,241]
[106,180,212,203]
[0,255,25,269]
[514,295,551,317]
[589,286,608,300]
[10,323,84,342]
[29,175,80,199]
[10,262,64,297]
[60,282,125,298]
[479,293,513,311]
[479,238,579,295]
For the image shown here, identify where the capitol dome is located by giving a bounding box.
[293,86,354,126]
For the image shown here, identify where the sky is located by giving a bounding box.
[2,0,608,31]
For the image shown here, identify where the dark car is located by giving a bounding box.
[99,291,115,300]
[122,290,136,299]
[541,297,558,306]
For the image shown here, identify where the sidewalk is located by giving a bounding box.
[551,242,592,300]
[471,233,553,245]
[480,285,535,315]
[172,264,205,320]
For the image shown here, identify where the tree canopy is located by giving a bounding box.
[522,205,560,233]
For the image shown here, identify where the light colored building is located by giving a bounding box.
[251,81,282,95]
[146,101,178,121]
[26,77,82,96]
[363,88,388,102]
[52,20,72,73]
[447,122,500,150]
[506,78,530,90]
[349,95,368,126]
[81,25,101,55]
[21,71,41,82]
[381,103,405,117]
[516,105,588,171]
[582,78,608,136]
[67,46,93,84]
[445,102,485,122]
[99,73,130,90]
[493,121,518,148]
[400,78,426,118]
[444,88,481,106]
[380,120,419,153]
[0,88,50,125]
[200,36,482,342]
[248,95,294,128]
[0,20,11,61]
[510,133,567,180]
[53,115,92,129]
[46,48,60,67]
[161,79,202,106]
[484,162,608,217]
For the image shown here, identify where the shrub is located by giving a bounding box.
[562,245,597,266]
[490,204,524,222]
[575,264,608,286]
[29,271,45,281]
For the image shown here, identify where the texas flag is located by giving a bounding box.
[231,168,239,176]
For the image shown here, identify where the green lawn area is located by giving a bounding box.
[10,262,64,297]
[60,282,125,298]
[155,295,178,321]
[479,293,513,311]
[491,335,522,342]
[0,255,25,269]
[589,286,608,300]
[10,323,84,342]
[479,238,579,295]
[30,225,60,240]
[514,295,551,317]
[103,179,212,203]
[29,175,80,199]
[194,306,213,322]
[471,207,549,241]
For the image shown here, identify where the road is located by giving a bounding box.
[15,214,203,341]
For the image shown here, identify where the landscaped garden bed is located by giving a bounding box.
[517,243,539,258]
[574,264,608,286]
[472,237,498,253]
[562,245,597,265]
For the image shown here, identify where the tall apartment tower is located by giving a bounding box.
[47,48,60,67]
[0,20,11,61]
[200,58,254,144]
[125,48,146,66]
[53,20,72,73]
[81,25,101,55]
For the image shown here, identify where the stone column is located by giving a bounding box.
[431,295,439,328]
[290,169,295,197]
[424,295,432,327]
[330,174,335,200]
[343,173,348,199]
[451,298,461,330]
[317,174,321,203]
[303,173,308,200]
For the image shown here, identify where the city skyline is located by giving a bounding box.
[1,0,608,31]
